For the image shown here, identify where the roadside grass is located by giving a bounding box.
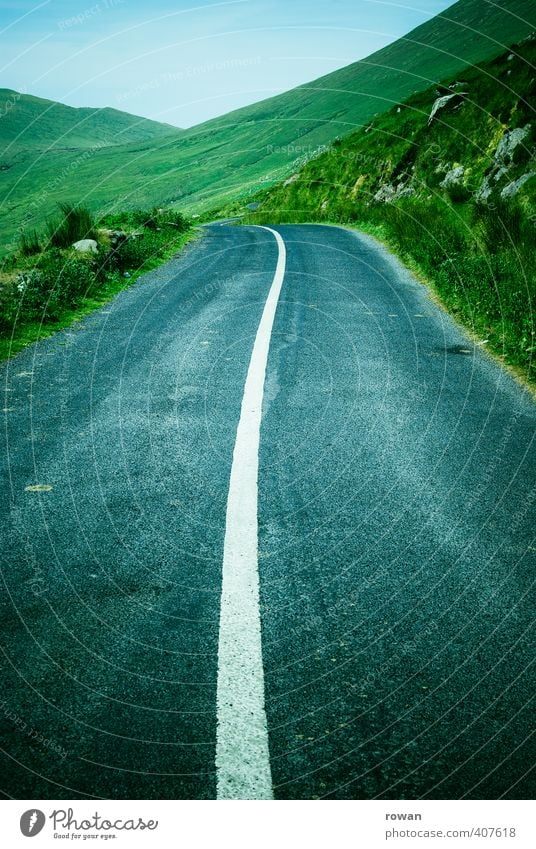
[247,196,536,385]
[361,199,535,377]
[242,37,536,386]
[0,205,197,361]
[343,211,535,387]
[46,202,97,248]
[18,228,41,257]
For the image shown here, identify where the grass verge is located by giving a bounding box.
[241,37,536,388]
[0,205,198,361]
[335,218,536,397]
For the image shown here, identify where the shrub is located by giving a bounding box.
[16,251,98,321]
[136,207,160,230]
[473,199,524,251]
[100,206,190,233]
[163,209,190,232]
[137,207,191,231]
[46,203,96,249]
[446,183,472,204]
[18,229,41,257]
[107,231,164,273]
[99,209,147,229]
[0,205,192,346]
[0,280,20,333]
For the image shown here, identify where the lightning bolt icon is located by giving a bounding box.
[28,811,38,833]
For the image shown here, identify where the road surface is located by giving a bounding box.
[1,223,535,799]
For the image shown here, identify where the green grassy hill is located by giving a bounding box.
[1,0,535,252]
[247,36,536,220]
[245,36,536,380]
[196,0,535,144]
[0,90,180,155]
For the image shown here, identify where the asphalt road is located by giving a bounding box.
[1,223,534,800]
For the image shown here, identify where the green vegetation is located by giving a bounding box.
[46,203,96,248]
[244,37,536,382]
[1,0,535,254]
[18,228,41,257]
[0,89,180,152]
[0,204,194,360]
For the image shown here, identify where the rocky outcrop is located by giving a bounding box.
[373,184,396,203]
[373,182,415,203]
[440,165,465,188]
[494,125,530,164]
[396,185,416,199]
[283,173,300,187]
[15,271,40,293]
[475,178,492,201]
[500,172,536,199]
[476,124,532,200]
[428,92,466,126]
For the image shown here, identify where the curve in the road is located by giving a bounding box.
[1,223,534,801]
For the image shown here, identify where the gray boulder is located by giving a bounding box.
[428,92,466,126]
[440,165,465,188]
[72,239,98,254]
[373,184,396,203]
[373,182,415,203]
[500,172,536,199]
[494,125,530,164]
[476,124,532,201]
[396,184,416,199]
[475,177,492,202]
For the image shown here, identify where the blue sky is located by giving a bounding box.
[0,0,454,127]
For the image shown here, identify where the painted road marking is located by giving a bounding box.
[215,226,286,800]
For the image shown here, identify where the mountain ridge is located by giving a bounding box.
[0,88,181,154]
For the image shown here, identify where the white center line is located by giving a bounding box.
[215,226,286,800]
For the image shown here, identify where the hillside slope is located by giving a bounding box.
[1,0,535,252]
[249,36,536,219]
[194,0,535,140]
[246,36,536,380]
[0,89,181,154]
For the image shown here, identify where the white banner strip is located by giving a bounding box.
[2,800,534,848]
